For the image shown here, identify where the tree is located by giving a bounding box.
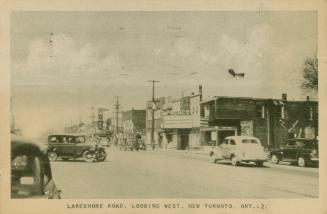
[301,57,318,91]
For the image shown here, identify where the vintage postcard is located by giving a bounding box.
[0,0,326,214]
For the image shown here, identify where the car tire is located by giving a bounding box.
[48,151,58,162]
[271,154,279,164]
[97,151,107,162]
[83,150,96,163]
[255,161,264,167]
[62,158,69,161]
[231,155,239,166]
[297,156,306,167]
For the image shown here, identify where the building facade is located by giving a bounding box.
[122,109,146,134]
[200,94,318,149]
[146,86,203,150]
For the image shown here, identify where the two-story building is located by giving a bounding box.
[122,109,146,135]
[200,94,318,149]
[146,85,203,150]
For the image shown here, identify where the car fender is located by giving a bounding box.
[296,151,311,160]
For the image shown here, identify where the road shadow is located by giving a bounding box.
[215,160,270,168]
[51,159,109,163]
[270,161,319,168]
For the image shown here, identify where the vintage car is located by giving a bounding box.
[119,133,144,151]
[269,138,318,167]
[11,134,61,199]
[47,134,107,162]
[209,136,268,167]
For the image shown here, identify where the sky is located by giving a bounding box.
[11,11,317,138]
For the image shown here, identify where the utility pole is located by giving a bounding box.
[115,96,120,135]
[147,80,160,150]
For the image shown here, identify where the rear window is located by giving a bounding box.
[242,139,259,144]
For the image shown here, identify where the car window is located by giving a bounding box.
[223,139,229,145]
[242,139,259,144]
[242,139,251,144]
[230,139,236,145]
[286,141,296,147]
[75,136,85,143]
[49,136,59,143]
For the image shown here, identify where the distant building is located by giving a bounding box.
[122,109,146,134]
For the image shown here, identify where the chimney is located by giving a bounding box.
[199,85,203,101]
[306,96,310,101]
[282,93,287,101]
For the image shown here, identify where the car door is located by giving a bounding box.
[220,139,230,159]
[282,141,297,161]
[228,139,238,157]
[61,136,76,155]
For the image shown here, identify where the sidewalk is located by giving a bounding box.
[149,148,210,157]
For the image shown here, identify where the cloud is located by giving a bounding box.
[13,33,125,84]
[173,38,195,57]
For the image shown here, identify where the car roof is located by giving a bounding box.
[11,134,46,153]
[225,136,259,140]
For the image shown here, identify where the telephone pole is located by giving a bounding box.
[147,80,160,150]
[115,96,120,135]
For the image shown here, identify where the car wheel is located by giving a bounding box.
[83,150,96,163]
[231,156,239,166]
[255,161,264,167]
[297,156,306,167]
[271,154,279,164]
[48,151,58,162]
[97,151,107,162]
[62,158,69,161]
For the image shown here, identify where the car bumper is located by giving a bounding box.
[309,157,319,162]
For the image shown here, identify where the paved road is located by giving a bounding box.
[51,149,318,198]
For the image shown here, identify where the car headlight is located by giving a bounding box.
[12,155,28,170]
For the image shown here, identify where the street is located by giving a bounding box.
[51,148,318,199]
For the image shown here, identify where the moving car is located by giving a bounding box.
[11,134,61,198]
[47,134,107,162]
[269,138,318,167]
[209,136,268,167]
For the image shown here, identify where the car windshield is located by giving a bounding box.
[242,139,259,144]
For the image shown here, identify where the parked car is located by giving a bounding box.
[269,138,318,167]
[47,134,107,162]
[209,136,268,167]
[11,134,61,198]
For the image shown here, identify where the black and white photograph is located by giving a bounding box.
[1,1,326,214]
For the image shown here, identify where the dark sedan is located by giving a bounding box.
[269,138,318,167]
[11,134,61,198]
